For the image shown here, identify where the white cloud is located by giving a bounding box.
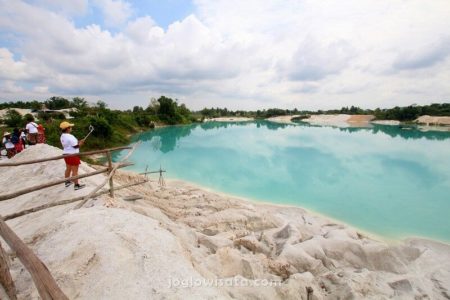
[93,0,132,27]
[27,0,88,16]
[0,0,449,109]
[1,81,25,94]
[393,37,450,70]
[33,85,50,93]
[0,48,29,80]
[286,38,355,81]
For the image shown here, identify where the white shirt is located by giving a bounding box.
[26,122,38,134]
[2,137,14,149]
[60,133,79,154]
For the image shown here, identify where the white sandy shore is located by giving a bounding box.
[266,115,300,124]
[0,108,35,119]
[416,115,450,126]
[1,144,450,299]
[302,114,375,128]
[371,120,401,126]
[266,114,377,127]
[205,117,254,122]
[0,108,75,121]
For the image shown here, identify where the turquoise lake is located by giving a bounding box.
[115,121,450,242]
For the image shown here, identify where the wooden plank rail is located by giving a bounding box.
[0,162,133,202]
[0,146,131,167]
[3,180,148,221]
[0,219,69,300]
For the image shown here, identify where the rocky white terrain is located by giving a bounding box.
[415,115,450,126]
[1,144,449,299]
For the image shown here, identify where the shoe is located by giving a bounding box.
[65,181,72,187]
[74,184,86,190]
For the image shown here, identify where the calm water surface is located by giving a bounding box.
[115,121,450,242]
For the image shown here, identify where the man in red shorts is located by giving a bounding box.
[60,121,85,190]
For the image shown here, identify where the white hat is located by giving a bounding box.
[3,132,11,136]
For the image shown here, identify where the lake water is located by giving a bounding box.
[115,121,450,242]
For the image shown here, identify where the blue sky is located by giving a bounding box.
[131,0,194,28]
[72,0,195,30]
[0,0,449,110]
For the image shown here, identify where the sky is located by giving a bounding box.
[0,0,450,110]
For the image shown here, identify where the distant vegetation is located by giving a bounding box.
[326,104,450,121]
[1,96,449,151]
[199,104,450,121]
[0,96,198,151]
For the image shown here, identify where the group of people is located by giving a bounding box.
[2,119,86,191]
[1,116,46,159]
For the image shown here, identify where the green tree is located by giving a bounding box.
[89,116,112,138]
[96,100,108,110]
[45,96,71,110]
[146,98,159,115]
[157,96,182,124]
[71,97,88,110]
[4,109,23,127]
[133,106,144,113]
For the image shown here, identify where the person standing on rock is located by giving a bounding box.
[2,132,16,158]
[25,115,39,145]
[37,124,46,144]
[60,121,85,190]
[11,128,24,153]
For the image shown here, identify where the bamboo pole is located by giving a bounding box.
[74,142,140,209]
[0,146,131,167]
[0,241,17,300]
[0,219,68,300]
[106,151,115,198]
[139,170,166,175]
[0,162,133,202]
[3,180,148,221]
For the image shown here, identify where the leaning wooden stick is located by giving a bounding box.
[74,142,140,209]
[0,218,69,300]
[3,180,148,221]
[0,162,133,202]
[0,169,105,202]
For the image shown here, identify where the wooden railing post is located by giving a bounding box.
[0,241,17,300]
[74,142,140,209]
[106,151,115,198]
[0,218,68,300]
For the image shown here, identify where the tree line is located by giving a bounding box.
[1,96,449,122]
[1,96,449,148]
[198,103,450,121]
[0,96,198,151]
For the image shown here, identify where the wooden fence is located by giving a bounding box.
[0,144,144,299]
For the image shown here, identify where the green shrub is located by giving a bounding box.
[4,110,24,128]
[89,116,113,139]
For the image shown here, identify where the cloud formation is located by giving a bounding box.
[0,0,449,110]
[393,37,450,70]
